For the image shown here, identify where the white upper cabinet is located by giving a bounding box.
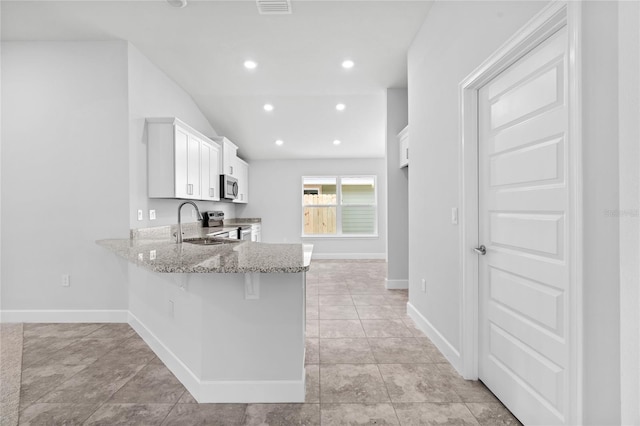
[214,135,250,204]
[214,136,238,176]
[233,158,249,204]
[398,125,409,168]
[200,141,221,201]
[147,117,219,201]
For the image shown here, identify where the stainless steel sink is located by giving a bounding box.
[183,238,227,246]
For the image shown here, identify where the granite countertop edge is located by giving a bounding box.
[96,238,312,274]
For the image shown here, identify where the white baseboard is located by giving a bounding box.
[407,302,462,374]
[0,309,128,323]
[127,312,202,398]
[198,378,305,403]
[311,253,386,260]
[128,312,305,403]
[385,279,408,289]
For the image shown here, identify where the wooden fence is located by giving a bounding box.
[303,194,337,205]
[303,194,337,234]
[303,207,336,235]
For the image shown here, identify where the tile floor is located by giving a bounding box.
[13,260,521,425]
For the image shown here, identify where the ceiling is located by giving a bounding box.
[1,0,432,160]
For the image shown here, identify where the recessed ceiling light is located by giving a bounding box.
[333,139,341,146]
[263,104,274,112]
[244,60,258,69]
[336,103,346,111]
[341,60,354,69]
[275,139,284,146]
[166,0,187,8]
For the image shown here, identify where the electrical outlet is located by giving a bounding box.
[137,209,143,221]
[149,210,156,220]
[168,300,174,318]
[61,274,70,287]
[421,278,427,293]
[150,250,156,260]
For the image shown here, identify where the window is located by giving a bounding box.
[302,176,377,237]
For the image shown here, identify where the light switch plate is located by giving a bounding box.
[451,208,458,225]
[149,210,156,220]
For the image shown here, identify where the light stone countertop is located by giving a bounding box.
[97,237,313,274]
[224,218,262,225]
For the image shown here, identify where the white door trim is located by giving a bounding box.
[458,1,583,424]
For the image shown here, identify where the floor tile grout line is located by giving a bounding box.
[21,337,77,370]
[374,363,403,425]
[24,327,150,415]
[24,336,98,408]
[79,336,161,424]
[157,389,187,425]
[20,330,91,418]
[20,323,120,369]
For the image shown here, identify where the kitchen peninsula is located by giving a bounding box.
[97,231,313,404]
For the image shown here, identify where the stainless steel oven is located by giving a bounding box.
[220,175,238,200]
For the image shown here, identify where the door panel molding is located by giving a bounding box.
[458,1,582,424]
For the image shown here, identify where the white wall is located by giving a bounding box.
[237,159,387,258]
[385,89,408,282]
[618,4,640,424]
[127,44,235,228]
[1,41,130,312]
[407,0,546,358]
[581,3,622,423]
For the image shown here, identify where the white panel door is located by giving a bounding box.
[478,26,570,425]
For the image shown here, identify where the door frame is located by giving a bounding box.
[458,1,583,424]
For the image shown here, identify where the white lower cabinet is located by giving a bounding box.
[147,117,220,201]
[251,223,261,242]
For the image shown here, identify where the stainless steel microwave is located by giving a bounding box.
[220,175,238,200]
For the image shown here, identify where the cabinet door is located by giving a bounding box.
[233,160,248,203]
[187,134,201,199]
[222,139,238,176]
[174,126,190,198]
[251,225,261,242]
[201,141,220,201]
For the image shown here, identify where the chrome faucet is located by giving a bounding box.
[176,201,203,244]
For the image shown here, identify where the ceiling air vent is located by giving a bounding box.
[256,0,292,15]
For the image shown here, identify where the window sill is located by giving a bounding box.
[301,234,379,240]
